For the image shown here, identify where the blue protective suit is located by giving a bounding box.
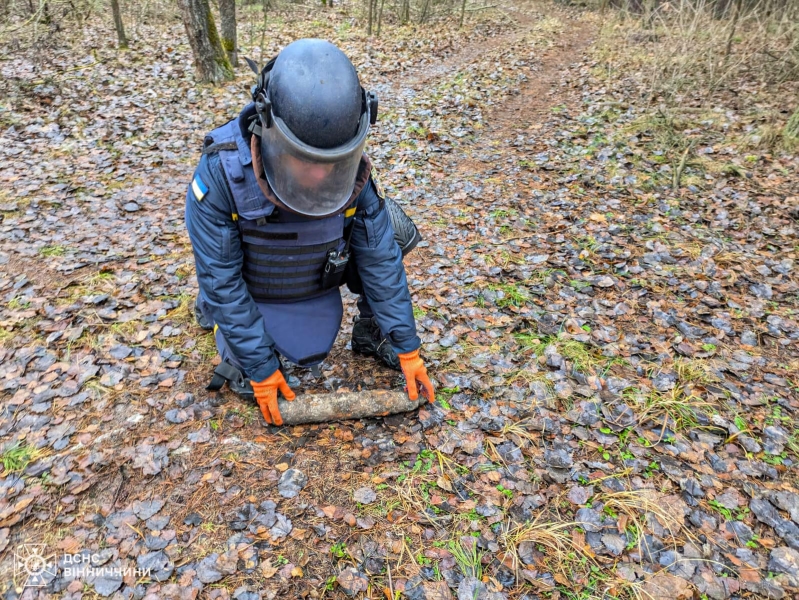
[184,108,420,383]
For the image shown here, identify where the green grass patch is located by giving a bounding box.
[162,292,195,325]
[448,538,483,579]
[437,386,460,410]
[569,279,592,291]
[487,283,529,308]
[708,499,750,522]
[7,296,31,310]
[514,332,620,375]
[39,245,66,257]
[0,327,15,346]
[330,541,350,560]
[625,388,714,434]
[514,332,551,356]
[405,124,428,137]
[559,339,603,372]
[192,334,219,358]
[490,208,517,219]
[1,441,44,475]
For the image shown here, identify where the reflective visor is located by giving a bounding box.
[259,109,370,218]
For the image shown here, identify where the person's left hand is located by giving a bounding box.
[398,349,435,403]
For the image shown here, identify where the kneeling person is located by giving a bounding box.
[184,39,435,425]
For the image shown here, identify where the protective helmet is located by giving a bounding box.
[252,39,378,217]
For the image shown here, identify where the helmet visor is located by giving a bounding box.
[260,110,369,218]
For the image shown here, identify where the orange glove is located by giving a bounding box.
[398,349,435,403]
[251,370,295,426]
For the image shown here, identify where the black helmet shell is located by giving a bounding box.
[269,39,363,150]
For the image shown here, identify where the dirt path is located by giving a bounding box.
[488,21,594,131]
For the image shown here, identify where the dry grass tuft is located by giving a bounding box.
[673,357,721,386]
[195,331,219,360]
[784,106,799,149]
[596,0,799,104]
[625,387,715,435]
[498,512,583,575]
[499,421,543,448]
[165,292,196,326]
[599,489,684,536]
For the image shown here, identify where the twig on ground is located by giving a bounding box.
[386,556,394,599]
[672,141,695,191]
[111,465,127,508]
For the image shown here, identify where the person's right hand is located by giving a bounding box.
[251,370,295,426]
[398,349,435,403]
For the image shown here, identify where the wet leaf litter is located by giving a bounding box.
[1,0,798,598]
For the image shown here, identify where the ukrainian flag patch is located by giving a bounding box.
[191,175,208,201]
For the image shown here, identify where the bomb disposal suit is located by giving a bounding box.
[185,39,435,425]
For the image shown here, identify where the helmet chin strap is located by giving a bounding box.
[243,54,279,138]
[245,54,278,101]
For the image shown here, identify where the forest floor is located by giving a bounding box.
[1,1,798,599]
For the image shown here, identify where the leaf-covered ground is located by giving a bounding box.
[1,2,798,599]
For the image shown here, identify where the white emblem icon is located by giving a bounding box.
[13,544,56,588]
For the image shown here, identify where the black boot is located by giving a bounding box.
[194,299,213,331]
[229,376,254,400]
[209,362,301,401]
[207,361,254,400]
[351,317,401,371]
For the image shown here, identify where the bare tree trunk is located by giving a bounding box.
[713,0,732,19]
[419,0,430,23]
[219,0,237,66]
[110,0,128,48]
[377,0,385,35]
[401,0,409,24]
[259,0,268,60]
[723,0,742,63]
[642,0,655,28]
[367,0,373,34]
[177,0,233,84]
[459,0,466,27]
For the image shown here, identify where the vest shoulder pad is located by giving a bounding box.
[204,119,273,221]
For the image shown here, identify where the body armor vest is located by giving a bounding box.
[204,119,349,302]
[199,114,421,369]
